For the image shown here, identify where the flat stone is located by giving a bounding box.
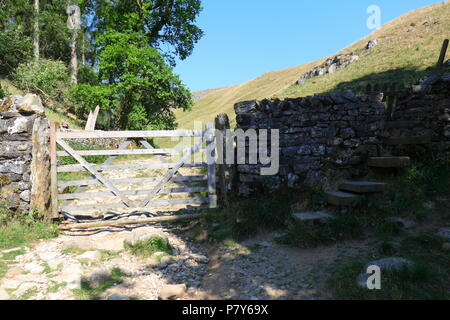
[1,279,21,290]
[326,191,361,206]
[189,254,210,264]
[77,251,102,262]
[365,257,413,271]
[0,288,10,300]
[292,211,332,223]
[367,157,410,168]
[158,284,187,300]
[24,261,45,274]
[13,282,36,298]
[61,239,94,251]
[437,228,450,241]
[339,181,387,194]
[126,228,168,246]
[15,94,44,115]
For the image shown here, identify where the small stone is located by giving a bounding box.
[366,39,378,50]
[365,257,413,271]
[15,94,44,115]
[158,284,187,300]
[88,268,112,286]
[189,254,209,264]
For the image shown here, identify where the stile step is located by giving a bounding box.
[385,136,431,145]
[339,181,387,194]
[292,211,333,223]
[367,157,410,168]
[326,191,361,207]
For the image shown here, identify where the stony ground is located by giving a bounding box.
[0,218,372,300]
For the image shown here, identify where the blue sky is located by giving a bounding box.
[174,0,444,92]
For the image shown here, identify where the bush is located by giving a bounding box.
[13,59,69,102]
[0,84,9,99]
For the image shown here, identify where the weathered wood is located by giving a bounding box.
[59,213,202,230]
[58,175,207,187]
[206,123,217,209]
[89,106,100,131]
[84,110,93,131]
[215,113,229,207]
[56,139,130,207]
[58,187,208,200]
[139,129,208,207]
[437,39,449,70]
[57,162,207,173]
[50,122,59,219]
[56,130,204,139]
[57,147,196,157]
[61,198,208,212]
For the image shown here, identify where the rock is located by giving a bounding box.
[126,229,169,246]
[0,288,10,300]
[19,190,30,202]
[7,117,28,135]
[78,250,102,262]
[108,294,130,300]
[437,228,450,241]
[15,94,44,115]
[13,282,36,298]
[366,39,378,50]
[389,217,416,229]
[189,254,209,264]
[1,279,21,290]
[24,261,45,274]
[62,239,94,251]
[158,284,187,300]
[442,243,450,251]
[160,255,174,265]
[365,257,413,272]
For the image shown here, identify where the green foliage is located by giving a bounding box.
[0,84,10,98]
[0,21,32,77]
[14,59,69,102]
[124,236,172,258]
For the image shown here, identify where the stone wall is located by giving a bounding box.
[234,74,450,196]
[0,94,51,214]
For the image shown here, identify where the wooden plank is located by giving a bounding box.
[84,110,93,131]
[89,105,100,131]
[56,130,204,139]
[50,122,59,219]
[57,162,207,173]
[56,139,130,207]
[139,129,208,207]
[58,175,207,187]
[58,187,208,200]
[59,213,202,230]
[57,147,197,157]
[206,123,217,209]
[61,198,208,212]
[437,39,449,70]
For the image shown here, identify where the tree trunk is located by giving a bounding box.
[33,0,39,61]
[70,30,78,85]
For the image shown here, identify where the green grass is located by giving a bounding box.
[124,237,172,258]
[327,232,450,300]
[0,220,59,250]
[176,2,450,129]
[1,249,26,261]
[47,281,67,294]
[45,108,84,130]
[73,268,126,300]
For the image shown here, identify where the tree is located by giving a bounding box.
[33,0,39,61]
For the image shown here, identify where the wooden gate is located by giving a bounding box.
[49,123,217,219]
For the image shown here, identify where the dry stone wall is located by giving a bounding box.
[0,94,50,213]
[234,74,450,196]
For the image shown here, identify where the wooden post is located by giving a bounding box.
[437,39,449,71]
[215,113,230,208]
[206,122,217,209]
[49,121,59,219]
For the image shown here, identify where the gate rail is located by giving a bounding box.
[49,123,217,218]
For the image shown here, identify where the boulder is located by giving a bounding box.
[365,257,413,271]
[366,39,378,50]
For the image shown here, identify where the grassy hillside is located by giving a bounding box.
[175,1,450,129]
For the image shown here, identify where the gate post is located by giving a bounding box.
[49,121,59,219]
[206,122,217,209]
[214,113,230,208]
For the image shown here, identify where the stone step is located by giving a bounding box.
[385,136,431,145]
[384,121,421,129]
[367,157,410,168]
[326,191,361,206]
[339,181,387,194]
[292,211,333,223]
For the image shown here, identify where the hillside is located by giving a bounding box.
[175,1,450,129]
